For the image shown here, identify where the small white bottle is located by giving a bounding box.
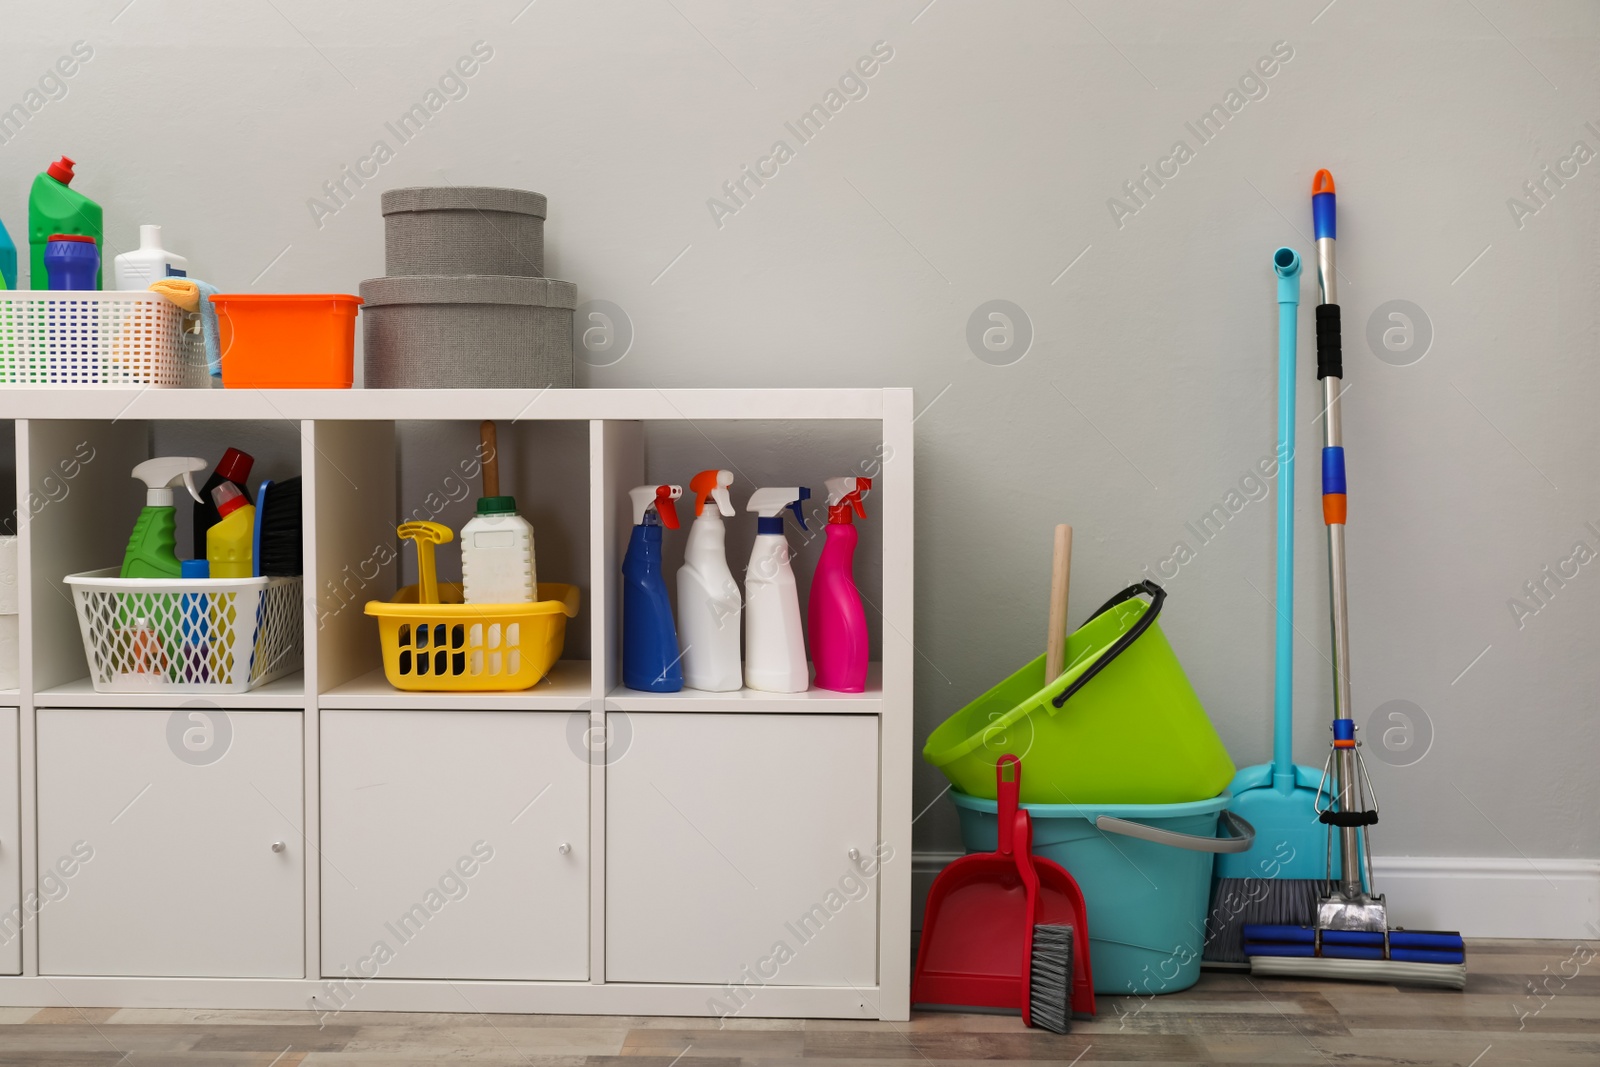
[678,469,742,692]
[743,486,811,693]
[461,495,537,604]
[114,224,188,290]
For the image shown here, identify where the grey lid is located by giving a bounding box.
[360,275,578,309]
[381,186,547,219]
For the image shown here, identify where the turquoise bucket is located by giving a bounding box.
[948,790,1253,996]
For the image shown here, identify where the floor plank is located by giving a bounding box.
[0,939,1594,1064]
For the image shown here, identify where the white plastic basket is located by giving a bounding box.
[65,568,303,694]
[0,290,205,386]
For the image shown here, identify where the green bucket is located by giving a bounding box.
[923,582,1235,805]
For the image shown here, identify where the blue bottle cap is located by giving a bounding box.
[181,559,210,579]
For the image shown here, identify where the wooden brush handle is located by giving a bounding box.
[1046,524,1073,681]
[480,420,499,498]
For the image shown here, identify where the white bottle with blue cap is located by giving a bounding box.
[743,486,811,693]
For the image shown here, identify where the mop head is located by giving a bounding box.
[1206,878,1333,965]
[1028,924,1074,1033]
[1242,924,1467,990]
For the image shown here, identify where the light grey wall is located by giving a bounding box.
[5,1,1596,860]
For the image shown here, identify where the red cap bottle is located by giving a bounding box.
[215,447,254,485]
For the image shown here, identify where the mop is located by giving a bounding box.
[1204,247,1334,965]
[1243,171,1467,990]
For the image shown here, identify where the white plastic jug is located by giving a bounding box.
[461,503,536,604]
[113,224,188,290]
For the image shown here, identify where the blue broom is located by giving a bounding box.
[1204,246,1335,965]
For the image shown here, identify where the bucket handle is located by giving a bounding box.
[1093,810,1256,854]
[1049,580,1166,710]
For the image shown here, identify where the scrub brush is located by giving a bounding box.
[1012,794,1088,1032]
[1028,923,1075,1033]
[254,477,303,577]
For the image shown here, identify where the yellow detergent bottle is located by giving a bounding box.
[206,482,255,579]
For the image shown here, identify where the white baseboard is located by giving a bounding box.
[911,851,1600,940]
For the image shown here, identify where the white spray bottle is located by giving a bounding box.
[678,469,742,692]
[743,486,811,693]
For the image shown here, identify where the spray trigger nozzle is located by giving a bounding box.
[131,457,207,507]
[824,476,871,523]
[629,484,682,529]
[690,469,736,518]
[746,487,810,531]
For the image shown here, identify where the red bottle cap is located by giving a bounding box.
[46,156,76,185]
[215,447,255,484]
[46,233,95,244]
[827,477,872,525]
[212,482,249,518]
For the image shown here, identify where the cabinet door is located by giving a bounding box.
[607,713,880,986]
[321,710,588,981]
[0,707,17,975]
[36,708,304,978]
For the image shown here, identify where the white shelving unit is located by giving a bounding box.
[0,388,913,1020]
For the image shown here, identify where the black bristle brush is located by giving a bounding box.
[1028,923,1074,1034]
[253,477,303,577]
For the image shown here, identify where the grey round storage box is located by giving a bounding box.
[382,187,548,278]
[360,276,576,389]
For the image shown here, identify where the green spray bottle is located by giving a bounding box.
[29,157,103,289]
[122,457,206,579]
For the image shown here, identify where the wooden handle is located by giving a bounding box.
[480,420,499,498]
[1046,524,1073,681]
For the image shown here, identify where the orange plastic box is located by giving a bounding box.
[212,293,362,388]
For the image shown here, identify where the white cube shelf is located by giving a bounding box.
[0,388,913,1020]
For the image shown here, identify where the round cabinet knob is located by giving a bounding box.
[271,841,286,853]
[557,842,571,855]
[847,848,861,861]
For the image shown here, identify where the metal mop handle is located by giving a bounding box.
[1312,169,1365,901]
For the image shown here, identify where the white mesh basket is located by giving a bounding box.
[65,569,303,694]
[0,290,200,386]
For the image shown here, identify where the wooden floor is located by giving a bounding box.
[0,941,1593,1065]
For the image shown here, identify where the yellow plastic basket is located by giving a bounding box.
[365,582,579,692]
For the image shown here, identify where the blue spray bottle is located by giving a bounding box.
[622,484,684,692]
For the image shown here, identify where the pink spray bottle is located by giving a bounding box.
[808,476,872,693]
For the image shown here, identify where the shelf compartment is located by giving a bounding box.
[320,661,591,710]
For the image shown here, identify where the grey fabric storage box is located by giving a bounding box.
[360,276,576,389]
[382,187,547,278]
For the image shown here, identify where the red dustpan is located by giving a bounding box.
[913,755,1095,1020]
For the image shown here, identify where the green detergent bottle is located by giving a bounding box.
[122,457,207,578]
[29,157,103,289]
